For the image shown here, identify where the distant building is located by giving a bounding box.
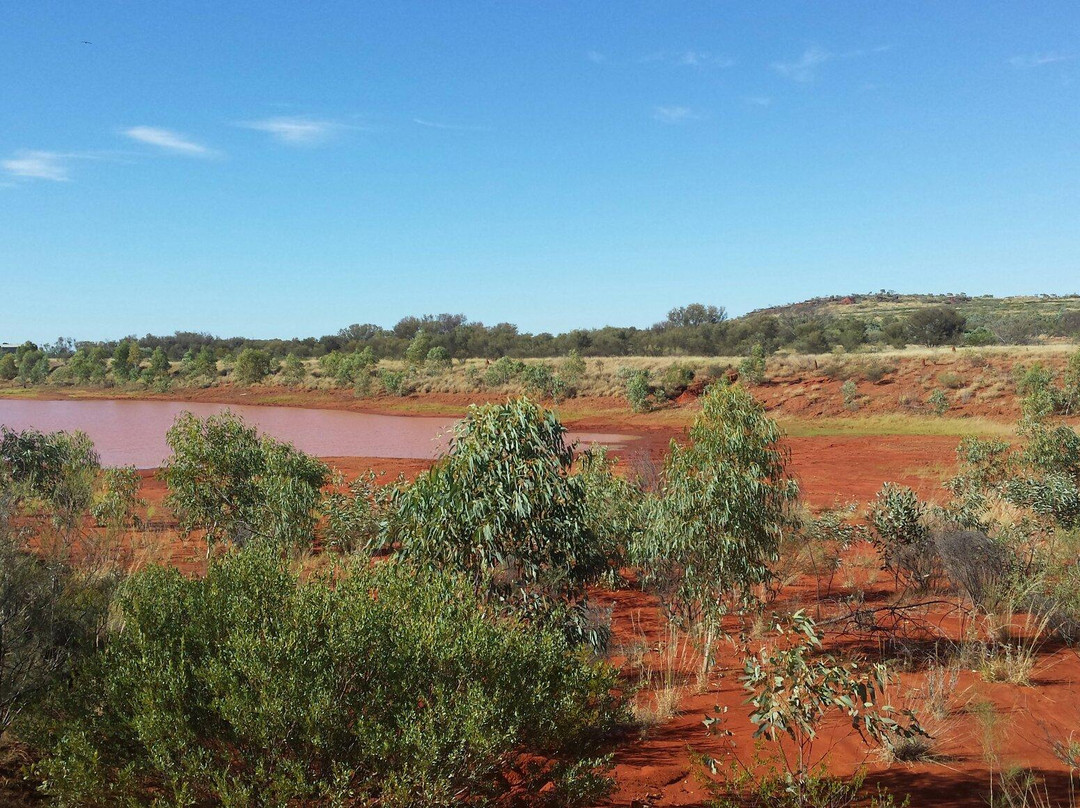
[0,343,18,355]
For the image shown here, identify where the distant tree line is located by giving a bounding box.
[10,298,1080,372]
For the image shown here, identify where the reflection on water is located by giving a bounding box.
[0,399,635,468]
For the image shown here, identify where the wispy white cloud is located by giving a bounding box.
[586,50,606,64]
[123,126,213,156]
[1009,51,1076,68]
[745,95,772,107]
[412,117,487,132]
[772,46,833,82]
[238,116,344,145]
[2,150,71,181]
[653,105,700,124]
[772,44,891,82]
[641,50,734,68]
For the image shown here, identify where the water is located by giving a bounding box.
[0,399,635,468]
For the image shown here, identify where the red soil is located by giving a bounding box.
[15,377,1078,807]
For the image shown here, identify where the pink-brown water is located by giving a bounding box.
[0,400,636,468]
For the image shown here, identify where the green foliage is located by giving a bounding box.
[321,470,390,554]
[869,483,937,589]
[404,329,432,367]
[659,362,695,399]
[424,345,452,375]
[575,447,644,575]
[620,367,652,412]
[232,348,274,385]
[0,533,113,737]
[1062,349,1080,415]
[390,399,611,644]
[91,466,145,531]
[483,356,526,387]
[703,611,923,805]
[161,411,330,551]
[318,347,375,388]
[521,362,568,401]
[0,353,17,381]
[378,368,414,396]
[182,347,217,385]
[29,548,618,807]
[561,349,587,384]
[0,428,99,538]
[928,388,949,416]
[906,305,966,346]
[143,346,170,384]
[738,344,767,385]
[841,379,859,411]
[633,382,798,630]
[17,349,49,386]
[278,352,306,386]
[110,341,133,382]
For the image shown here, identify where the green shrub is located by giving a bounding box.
[161,411,330,552]
[0,353,17,381]
[869,483,937,589]
[483,356,525,387]
[659,363,695,399]
[0,533,113,738]
[738,344,767,384]
[928,388,949,415]
[91,466,144,531]
[424,345,452,375]
[633,382,798,631]
[619,368,652,412]
[27,548,619,807]
[389,398,611,645]
[937,370,964,389]
[232,348,274,385]
[841,379,859,411]
[378,368,414,396]
[278,353,306,386]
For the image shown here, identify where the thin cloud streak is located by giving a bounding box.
[1009,52,1076,68]
[772,44,892,82]
[238,116,345,145]
[2,150,71,181]
[653,105,700,124]
[772,46,832,82]
[412,118,488,132]
[640,49,734,67]
[123,126,213,156]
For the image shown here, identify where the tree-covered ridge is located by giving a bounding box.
[9,293,1080,369]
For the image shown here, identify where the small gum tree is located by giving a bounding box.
[389,398,611,645]
[161,411,330,553]
[633,381,798,662]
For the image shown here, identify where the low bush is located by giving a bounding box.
[26,548,620,807]
[389,398,612,646]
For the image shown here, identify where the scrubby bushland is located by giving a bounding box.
[0,427,100,549]
[161,411,330,552]
[702,612,923,807]
[232,348,274,385]
[26,548,619,807]
[389,398,613,647]
[633,382,799,632]
[0,441,114,737]
[0,535,113,738]
[869,483,937,591]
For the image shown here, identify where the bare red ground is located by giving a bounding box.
[15,380,1076,807]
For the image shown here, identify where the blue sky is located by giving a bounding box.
[2,2,1077,342]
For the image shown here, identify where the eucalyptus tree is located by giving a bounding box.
[633,381,798,640]
[161,411,330,553]
[389,398,611,644]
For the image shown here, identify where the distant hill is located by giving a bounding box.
[746,292,1080,322]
